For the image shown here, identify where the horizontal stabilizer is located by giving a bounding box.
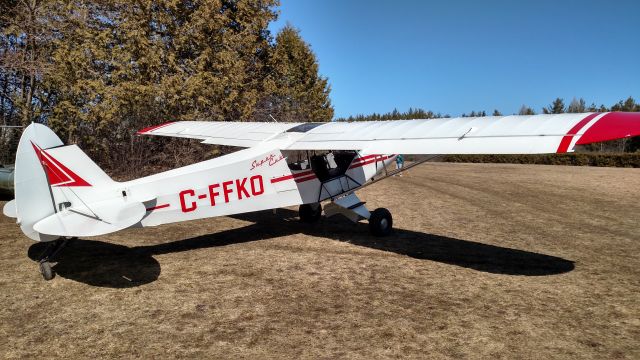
[33,199,145,237]
[3,199,16,218]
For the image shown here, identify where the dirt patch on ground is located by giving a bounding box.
[1,163,638,359]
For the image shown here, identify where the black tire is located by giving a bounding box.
[39,261,54,281]
[369,208,393,236]
[299,203,322,223]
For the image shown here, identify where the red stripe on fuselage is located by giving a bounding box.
[293,170,315,178]
[271,174,294,183]
[271,170,316,183]
[146,204,170,212]
[351,154,380,163]
[271,155,392,184]
[349,155,390,169]
[295,175,318,183]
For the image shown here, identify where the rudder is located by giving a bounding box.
[14,123,115,241]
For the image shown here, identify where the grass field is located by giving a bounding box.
[1,163,638,359]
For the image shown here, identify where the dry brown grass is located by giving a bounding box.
[1,163,639,359]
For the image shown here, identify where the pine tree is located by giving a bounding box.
[518,105,535,115]
[567,98,586,113]
[44,0,280,168]
[611,97,638,112]
[0,0,54,127]
[260,24,333,122]
[543,98,565,114]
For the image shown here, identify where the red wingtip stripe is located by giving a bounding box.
[556,113,600,153]
[576,112,640,145]
[137,122,174,135]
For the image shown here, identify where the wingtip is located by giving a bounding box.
[136,122,174,135]
[576,112,640,145]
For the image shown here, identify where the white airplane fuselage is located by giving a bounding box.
[125,145,395,228]
[6,124,395,242]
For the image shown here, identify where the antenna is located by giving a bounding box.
[268,114,279,123]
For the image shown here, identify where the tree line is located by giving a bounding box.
[0,0,332,172]
[336,96,640,121]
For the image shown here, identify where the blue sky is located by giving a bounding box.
[269,0,640,118]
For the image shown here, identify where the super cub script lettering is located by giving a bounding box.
[250,154,284,171]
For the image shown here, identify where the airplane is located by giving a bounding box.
[3,112,640,280]
[0,164,13,195]
[0,125,19,195]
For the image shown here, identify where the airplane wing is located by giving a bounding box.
[137,121,303,147]
[138,112,640,154]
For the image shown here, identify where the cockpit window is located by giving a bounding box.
[286,123,325,133]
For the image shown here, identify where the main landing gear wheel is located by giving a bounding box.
[299,203,322,223]
[369,208,393,237]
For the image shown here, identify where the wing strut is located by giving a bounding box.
[358,154,444,194]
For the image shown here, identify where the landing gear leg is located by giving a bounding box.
[36,238,71,281]
[323,193,392,236]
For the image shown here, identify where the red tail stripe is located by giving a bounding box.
[31,142,91,187]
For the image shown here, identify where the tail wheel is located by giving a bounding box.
[369,208,393,236]
[39,261,54,281]
[299,203,322,223]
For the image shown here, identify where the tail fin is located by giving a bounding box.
[14,123,143,241]
[14,123,65,241]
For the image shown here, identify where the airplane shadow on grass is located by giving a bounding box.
[28,209,574,288]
